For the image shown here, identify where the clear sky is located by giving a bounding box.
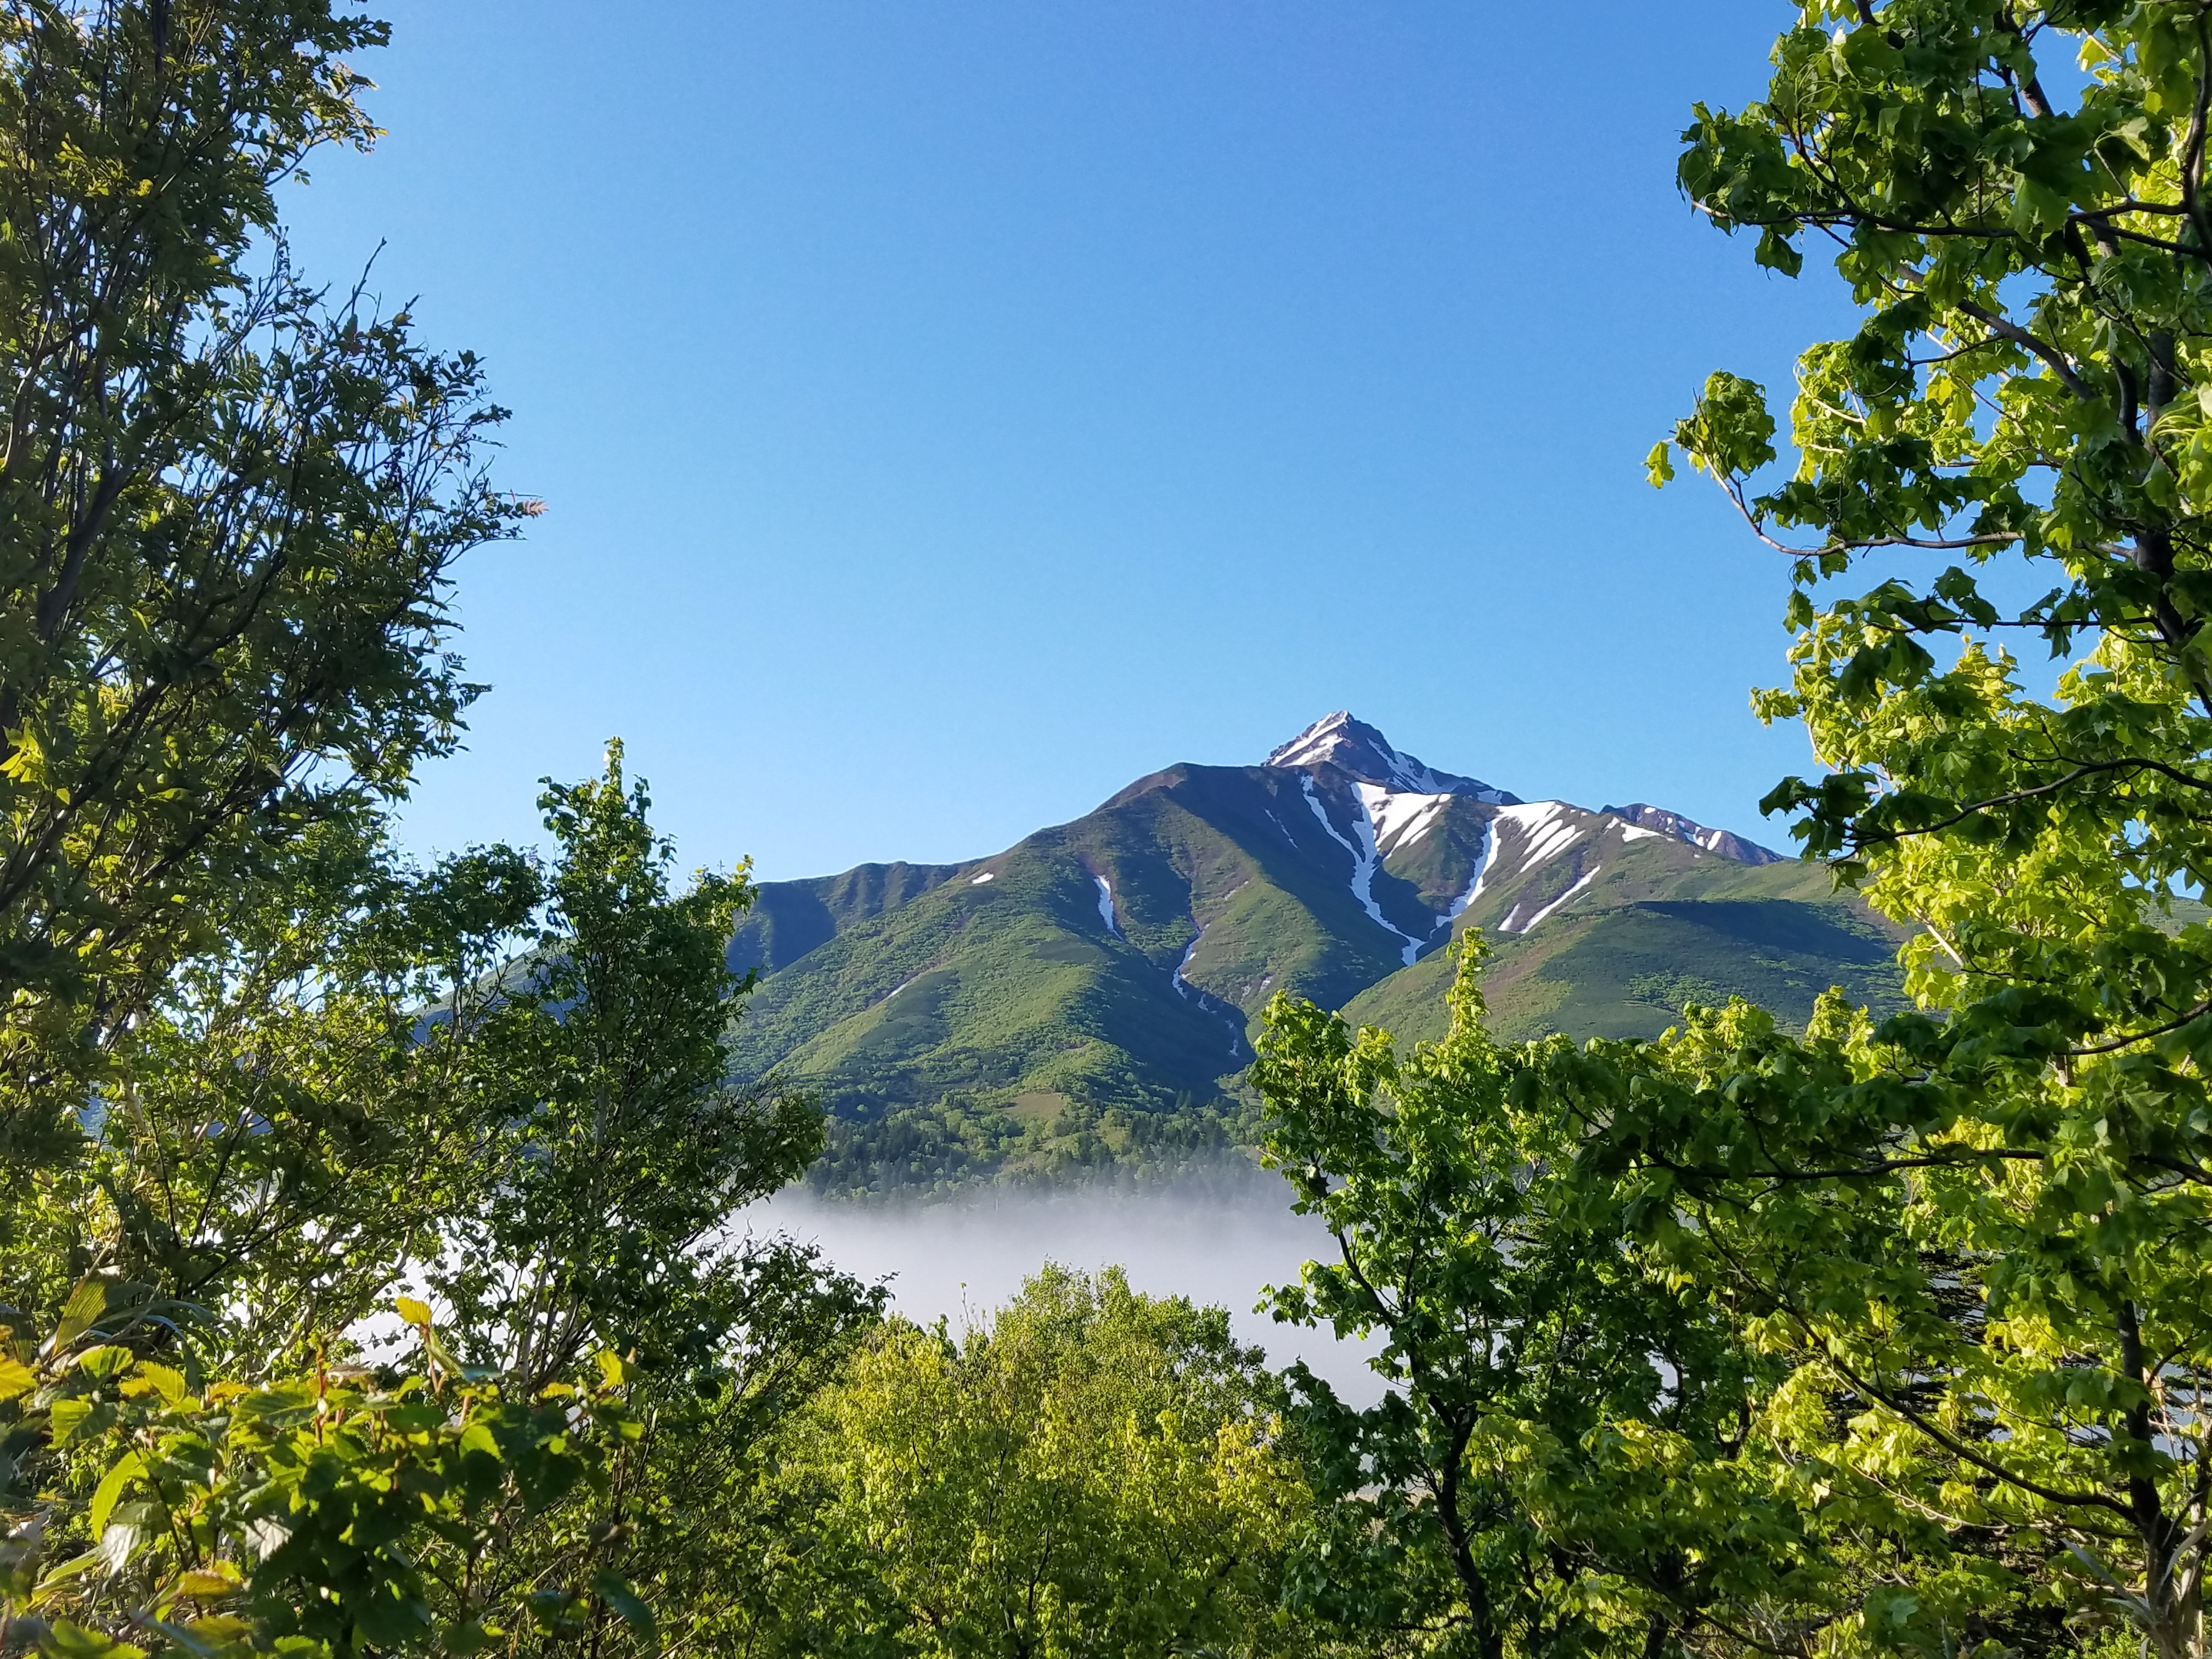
[282,1,1864,881]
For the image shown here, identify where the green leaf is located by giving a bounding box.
[175,1563,242,1598]
[394,1295,432,1327]
[41,1619,146,1659]
[0,1356,34,1400]
[127,1362,187,1404]
[74,1345,133,1381]
[88,1451,144,1540]
[53,1280,107,1349]
[46,1398,93,1446]
[1755,224,1803,276]
[592,1569,657,1646]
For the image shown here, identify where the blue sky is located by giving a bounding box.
[285,1,1864,880]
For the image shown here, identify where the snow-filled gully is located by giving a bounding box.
[1170,925,1246,1059]
[1172,935,1199,997]
[1499,867,1599,935]
[1301,775,1427,966]
[1435,819,1495,931]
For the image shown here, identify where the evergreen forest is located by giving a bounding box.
[8,2,2212,1655]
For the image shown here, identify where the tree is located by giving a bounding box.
[0,10,871,1657]
[589,1238,885,1659]
[430,742,825,1393]
[390,746,879,1658]
[4,812,541,1365]
[757,1266,1313,1659]
[0,0,531,1165]
[1613,3,2212,1652]
[1255,948,1844,1659]
[1,751,868,1659]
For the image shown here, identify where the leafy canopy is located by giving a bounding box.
[1256,2,2212,1654]
[0,0,532,1165]
[756,1265,1312,1659]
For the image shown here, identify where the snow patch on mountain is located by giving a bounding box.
[1602,803,1781,864]
[1364,788,1456,856]
[1172,935,1199,997]
[1301,777,1427,966]
[1170,926,1248,1058]
[1493,801,1587,878]
[969,871,995,885]
[1501,868,1600,935]
[1261,716,1788,872]
[1093,876,1118,935]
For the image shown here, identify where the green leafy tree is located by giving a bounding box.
[388,746,872,1659]
[0,0,531,1165]
[1,752,866,1659]
[0,10,861,1658]
[1256,948,1842,1659]
[592,1238,885,1659]
[1596,1,2212,1651]
[431,742,824,1392]
[3,819,541,1366]
[757,1265,1313,1659]
[1256,5,2212,1643]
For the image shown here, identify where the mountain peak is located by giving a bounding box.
[1264,712,1514,802]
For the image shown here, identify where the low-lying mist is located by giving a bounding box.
[738,1166,1386,1406]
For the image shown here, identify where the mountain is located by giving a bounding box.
[724,715,1907,1193]
[1262,711,1516,800]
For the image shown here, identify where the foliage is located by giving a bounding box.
[3,1291,642,1659]
[1258,4,2212,1643]
[752,1265,1314,1658]
[3,816,541,1370]
[589,1235,886,1659]
[428,742,823,1391]
[0,751,871,1659]
[0,0,533,1162]
[1260,945,1848,1659]
[1256,0,2212,1646]
[0,9,881,1659]
[1553,1,2212,1652]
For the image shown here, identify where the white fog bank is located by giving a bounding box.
[738,1173,1387,1406]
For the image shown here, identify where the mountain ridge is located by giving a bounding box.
[721,715,1891,1195]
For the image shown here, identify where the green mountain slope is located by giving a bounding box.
[720,714,1910,1193]
[727,761,1427,1118]
[1345,857,1910,1045]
